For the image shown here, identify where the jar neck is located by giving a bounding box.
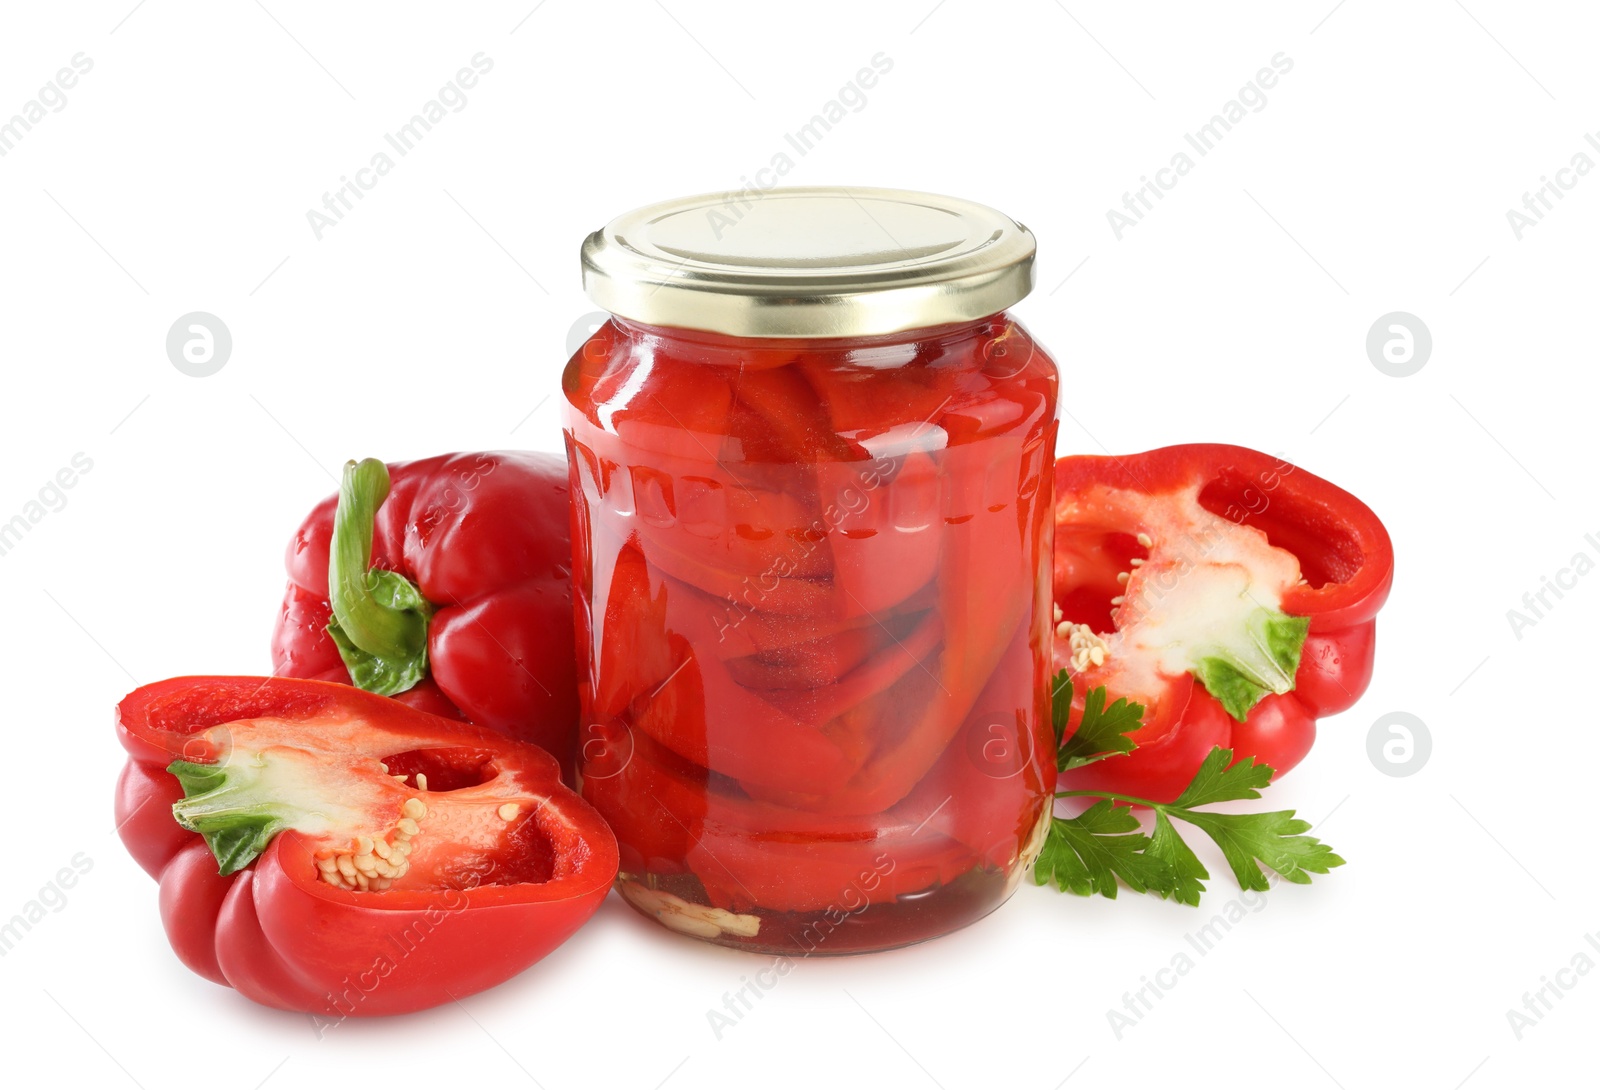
[609,313,1010,368]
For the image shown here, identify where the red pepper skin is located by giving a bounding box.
[114,677,617,1016]
[116,758,190,879]
[270,452,580,772]
[1054,444,1393,802]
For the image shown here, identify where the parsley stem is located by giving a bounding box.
[1055,788,1170,810]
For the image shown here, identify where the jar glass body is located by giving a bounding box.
[561,312,1059,954]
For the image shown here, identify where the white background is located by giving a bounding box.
[0,2,1592,1087]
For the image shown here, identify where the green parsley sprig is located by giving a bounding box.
[1035,670,1344,906]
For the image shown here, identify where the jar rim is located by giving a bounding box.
[581,187,1036,339]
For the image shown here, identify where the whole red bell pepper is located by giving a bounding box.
[1052,444,1393,802]
[271,452,580,772]
[114,676,617,1017]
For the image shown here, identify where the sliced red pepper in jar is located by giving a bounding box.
[565,305,1061,945]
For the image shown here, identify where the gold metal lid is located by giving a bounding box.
[581,187,1036,339]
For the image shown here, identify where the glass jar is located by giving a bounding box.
[562,188,1060,954]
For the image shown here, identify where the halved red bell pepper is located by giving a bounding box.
[1053,444,1393,802]
[271,452,580,772]
[114,676,617,1016]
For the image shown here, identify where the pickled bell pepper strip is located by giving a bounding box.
[650,483,833,581]
[588,727,983,914]
[584,534,856,796]
[114,677,617,1016]
[585,355,737,464]
[816,452,945,621]
[762,611,943,726]
[582,540,679,725]
[663,562,941,665]
[1052,444,1393,802]
[728,363,857,463]
[272,452,580,770]
[739,433,1050,815]
[625,531,836,617]
[587,507,954,800]
[631,652,857,796]
[588,616,1051,914]
[927,612,1056,871]
[634,604,944,791]
[722,622,896,690]
[794,345,967,443]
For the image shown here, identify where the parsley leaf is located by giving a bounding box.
[1049,669,1073,748]
[1052,671,1144,772]
[1178,809,1346,891]
[1035,680,1345,905]
[1145,811,1209,907]
[1034,802,1176,899]
[1170,746,1274,808]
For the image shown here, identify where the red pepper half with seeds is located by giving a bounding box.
[114,677,617,1016]
[1052,444,1393,802]
[271,453,580,773]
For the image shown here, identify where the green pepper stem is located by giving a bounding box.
[328,458,429,666]
[169,758,292,875]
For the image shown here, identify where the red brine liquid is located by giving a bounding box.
[563,314,1059,954]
